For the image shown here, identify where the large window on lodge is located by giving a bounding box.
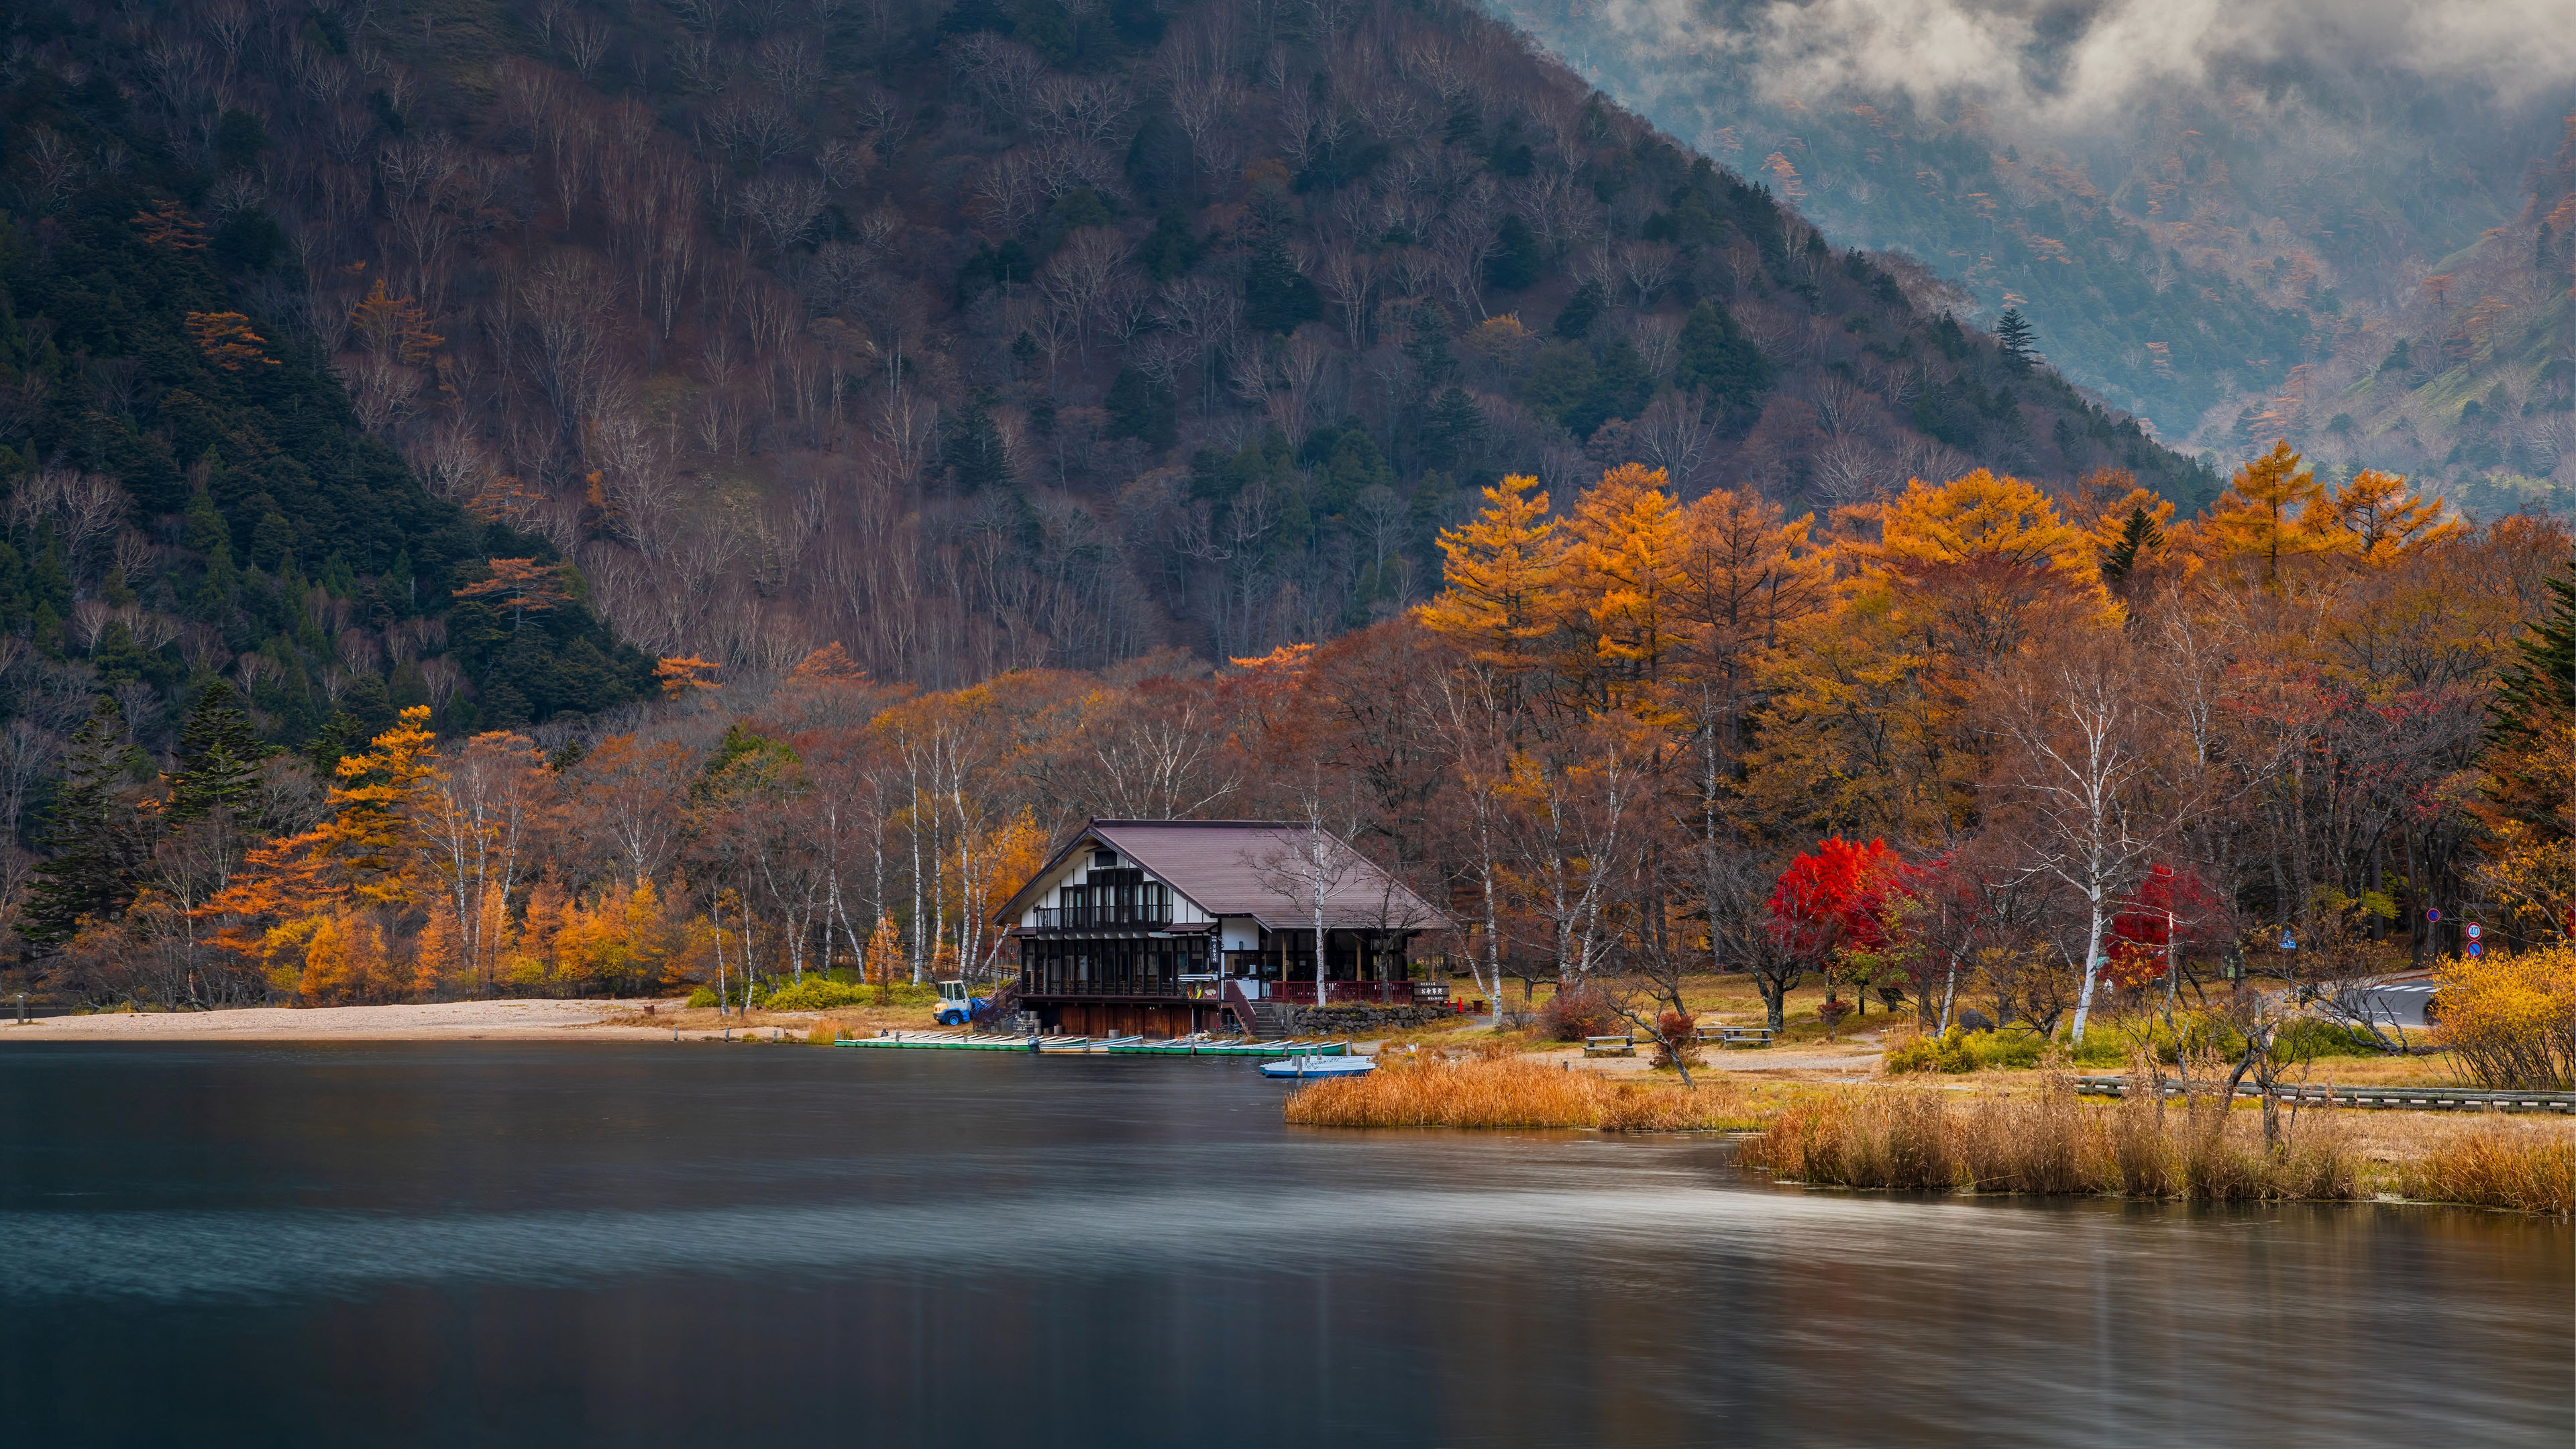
[1055,871,1169,926]
[1018,936,1205,995]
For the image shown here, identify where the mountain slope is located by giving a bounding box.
[2,0,2215,726]
[1494,0,2576,494]
[1,17,653,792]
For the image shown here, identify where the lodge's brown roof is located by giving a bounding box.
[996,819,1451,932]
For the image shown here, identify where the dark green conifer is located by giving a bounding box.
[167,681,266,824]
[2099,506,2163,584]
[22,698,150,947]
[2491,554,2575,745]
[1996,308,2037,369]
[1674,301,1772,400]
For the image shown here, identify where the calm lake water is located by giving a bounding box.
[0,1043,2567,1447]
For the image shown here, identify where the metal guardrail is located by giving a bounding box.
[2073,1075,2575,1114]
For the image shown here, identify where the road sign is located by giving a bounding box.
[2467,940,2483,958]
[2426,907,2441,924]
[2466,922,2482,941]
[2279,932,2297,951]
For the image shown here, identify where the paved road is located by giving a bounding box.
[2355,981,2438,1029]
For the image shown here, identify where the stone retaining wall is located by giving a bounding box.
[1289,1004,1459,1034]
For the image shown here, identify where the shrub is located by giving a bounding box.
[1884,1026,2043,1074]
[1651,1011,1703,1070]
[2431,946,2576,1089]
[1538,984,1621,1041]
[760,977,873,1011]
[2269,1016,2383,1061]
[684,979,938,1011]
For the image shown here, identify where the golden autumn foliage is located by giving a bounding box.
[347,279,443,364]
[453,558,572,624]
[2184,439,2344,584]
[657,655,720,697]
[2432,946,2576,1089]
[1868,468,2121,653]
[1560,462,1690,705]
[131,199,206,250]
[2326,468,2465,564]
[1417,472,1561,670]
[182,310,279,370]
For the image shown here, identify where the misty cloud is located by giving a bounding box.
[1601,0,2576,123]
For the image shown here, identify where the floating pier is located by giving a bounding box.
[838,1030,1351,1058]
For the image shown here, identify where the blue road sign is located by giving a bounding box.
[2426,907,2441,924]
[2467,940,2484,958]
[2465,922,2482,941]
[2279,932,2297,951]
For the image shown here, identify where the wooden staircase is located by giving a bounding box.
[1225,981,1294,1037]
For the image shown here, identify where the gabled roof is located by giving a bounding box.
[995,819,1452,932]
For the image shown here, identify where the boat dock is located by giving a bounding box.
[838,1030,1352,1058]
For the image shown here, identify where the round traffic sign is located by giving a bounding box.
[2467,939,2483,957]
[2465,922,2481,940]
[2426,907,2440,924]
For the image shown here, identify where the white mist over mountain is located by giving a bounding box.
[1603,0,2576,124]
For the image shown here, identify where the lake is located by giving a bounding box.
[0,1042,2566,1446]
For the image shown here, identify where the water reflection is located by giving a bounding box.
[0,1043,2564,1447]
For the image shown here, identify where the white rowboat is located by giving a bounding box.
[1260,1054,1376,1079]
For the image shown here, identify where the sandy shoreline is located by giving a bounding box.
[0,1000,1896,1069]
[0,998,692,1042]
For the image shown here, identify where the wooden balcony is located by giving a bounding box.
[1024,902,1175,930]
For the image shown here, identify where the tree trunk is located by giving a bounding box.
[2070,888,2108,1044]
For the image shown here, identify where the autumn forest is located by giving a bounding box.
[0,0,2571,1013]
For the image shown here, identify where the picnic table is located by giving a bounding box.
[1582,1033,1637,1057]
[1695,1024,1778,1048]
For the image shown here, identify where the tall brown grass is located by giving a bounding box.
[1282,1053,1764,1131]
[1739,1070,2362,1202]
[2396,1123,2575,1216]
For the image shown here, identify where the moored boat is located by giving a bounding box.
[1260,1053,1376,1079]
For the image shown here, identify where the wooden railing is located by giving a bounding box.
[1267,981,1445,1006]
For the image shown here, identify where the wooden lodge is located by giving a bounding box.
[991,819,1452,1038]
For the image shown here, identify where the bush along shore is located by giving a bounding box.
[1282,1055,2572,1216]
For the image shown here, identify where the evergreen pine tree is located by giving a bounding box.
[941,392,1015,490]
[2492,553,2576,745]
[1996,308,2036,369]
[2099,505,2164,583]
[1553,280,1605,340]
[1674,300,1772,401]
[1421,386,1487,471]
[23,698,150,947]
[1402,302,1458,387]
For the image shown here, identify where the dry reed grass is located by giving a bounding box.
[1282,1051,1766,1131]
[1739,1070,2363,1202]
[2395,1122,2575,1216]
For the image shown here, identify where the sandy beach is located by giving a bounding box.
[1,1000,1896,1070]
[0,999,693,1042]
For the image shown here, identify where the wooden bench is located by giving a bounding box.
[1582,1034,1637,1057]
[1695,1024,1778,1048]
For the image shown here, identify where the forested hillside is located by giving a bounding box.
[7,0,2208,712]
[1497,0,2576,486]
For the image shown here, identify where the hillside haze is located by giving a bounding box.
[1495,0,2576,511]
